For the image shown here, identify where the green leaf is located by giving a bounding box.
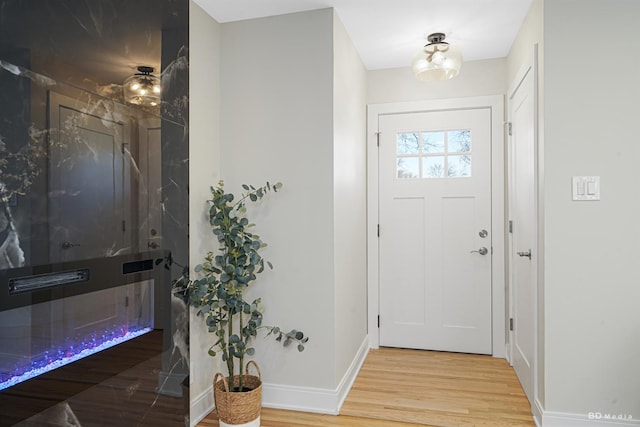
[247,348,255,356]
[297,344,305,352]
[242,184,250,190]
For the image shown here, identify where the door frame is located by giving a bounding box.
[367,95,506,357]
[507,45,540,412]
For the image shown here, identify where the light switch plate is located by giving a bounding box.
[572,176,600,201]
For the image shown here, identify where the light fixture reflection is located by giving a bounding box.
[123,66,161,107]
[412,33,462,81]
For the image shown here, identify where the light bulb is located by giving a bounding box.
[153,85,161,94]
[432,51,445,65]
[131,82,140,91]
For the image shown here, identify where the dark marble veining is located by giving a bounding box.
[0,1,189,425]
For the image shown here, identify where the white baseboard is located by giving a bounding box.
[336,335,370,411]
[189,335,370,424]
[262,334,370,414]
[533,398,544,426]
[542,410,638,426]
[190,383,215,427]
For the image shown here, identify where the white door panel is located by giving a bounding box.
[137,121,162,251]
[509,64,536,403]
[48,92,130,262]
[379,108,492,354]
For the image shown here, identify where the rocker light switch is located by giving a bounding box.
[572,176,600,201]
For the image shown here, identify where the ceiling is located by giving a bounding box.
[193,0,533,70]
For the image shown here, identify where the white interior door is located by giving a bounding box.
[509,64,536,402]
[48,92,131,262]
[378,108,492,354]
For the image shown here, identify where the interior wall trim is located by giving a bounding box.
[190,336,369,423]
[262,335,369,414]
[541,410,639,427]
[534,398,544,426]
[190,381,215,427]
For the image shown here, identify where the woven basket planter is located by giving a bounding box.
[214,361,262,427]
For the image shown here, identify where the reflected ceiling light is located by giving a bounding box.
[123,66,161,106]
[412,33,462,81]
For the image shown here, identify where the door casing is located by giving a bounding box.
[367,95,506,357]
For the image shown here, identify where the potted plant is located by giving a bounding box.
[178,181,308,427]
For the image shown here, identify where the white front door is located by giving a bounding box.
[378,107,493,354]
[509,61,536,403]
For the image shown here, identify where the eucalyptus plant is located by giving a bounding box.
[182,181,308,391]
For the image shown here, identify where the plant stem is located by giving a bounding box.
[239,309,244,391]
[227,313,234,388]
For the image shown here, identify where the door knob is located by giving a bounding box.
[470,247,488,255]
[61,241,80,250]
[517,249,532,260]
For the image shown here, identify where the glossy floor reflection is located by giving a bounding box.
[1,331,186,427]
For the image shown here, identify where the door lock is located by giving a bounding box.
[478,229,488,238]
[470,247,489,255]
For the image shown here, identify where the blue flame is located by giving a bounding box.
[0,326,153,391]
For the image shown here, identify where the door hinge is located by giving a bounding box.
[375,132,380,147]
[508,220,513,233]
[508,122,513,136]
[125,296,129,307]
[509,318,514,331]
[122,220,126,232]
[377,315,380,328]
[377,224,380,237]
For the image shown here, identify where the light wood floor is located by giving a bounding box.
[199,347,535,427]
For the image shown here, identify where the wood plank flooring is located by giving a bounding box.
[199,348,535,427]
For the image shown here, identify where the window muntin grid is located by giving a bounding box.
[396,130,471,179]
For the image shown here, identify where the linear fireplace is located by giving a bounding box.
[0,252,169,392]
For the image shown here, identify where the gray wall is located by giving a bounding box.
[543,0,640,417]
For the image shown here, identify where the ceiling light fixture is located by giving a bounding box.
[412,33,462,81]
[123,66,161,107]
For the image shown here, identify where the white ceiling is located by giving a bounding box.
[193,0,533,70]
